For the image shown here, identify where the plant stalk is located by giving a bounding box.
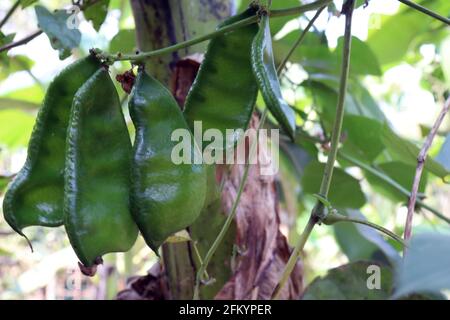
[271,0,355,300]
[97,0,333,63]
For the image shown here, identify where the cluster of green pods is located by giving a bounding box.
[3,6,295,271]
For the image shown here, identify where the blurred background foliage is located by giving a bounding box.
[0,0,449,299]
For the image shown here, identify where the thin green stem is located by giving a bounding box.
[323,213,406,246]
[272,0,355,300]
[396,0,450,25]
[317,2,353,199]
[193,110,269,300]
[276,5,326,75]
[271,215,316,300]
[97,0,333,63]
[0,0,20,29]
[338,151,450,224]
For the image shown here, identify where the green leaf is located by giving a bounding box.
[335,36,381,76]
[364,161,427,203]
[20,0,38,8]
[301,161,366,209]
[0,109,35,149]
[367,1,450,66]
[302,261,393,300]
[109,29,136,54]
[0,55,35,80]
[393,233,450,299]
[35,6,81,59]
[273,30,334,74]
[342,115,385,162]
[382,124,450,180]
[83,0,110,31]
[334,209,400,264]
[436,133,450,171]
[0,32,15,62]
[304,80,386,125]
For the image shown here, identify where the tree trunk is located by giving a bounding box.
[119,0,303,300]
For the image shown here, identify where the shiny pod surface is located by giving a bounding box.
[129,70,206,251]
[183,8,259,150]
[251,14,296,139]
[3,56,101,237]
[64,69,138,267]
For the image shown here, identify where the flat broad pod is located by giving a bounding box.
[64,68,138,270]
[129,68,207,252]
[251,13,296,140]
[2,56,101,245]
[183,7,259,150]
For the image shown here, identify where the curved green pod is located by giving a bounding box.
[183,8,259,150]
[3,56,101,240]
[64,68,138,267]
[251,14,296,139]
[129,69,207,251]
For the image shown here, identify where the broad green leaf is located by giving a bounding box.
[382,124,450,180]
[35,6,81,59]
[0,55,35,80]
[436,133,450,171]
[273,30,334,73]
[348,81,386,122]
[368,1,450,66]
[301,161,366,209]
[393,233,450,299]
[20,0,38,8]
[364,161,427,203]
[302,261,393,300]
[342,115,385,162]
[0,109,35,148]
[334,209,400,264]
[305,80,385,124]
[109,29,136,54]
[83,0,110,31]
[335,36,382,76]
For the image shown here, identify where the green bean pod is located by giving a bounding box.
[251,13,296,139]
[3,56,101,241]
[129,69,206,251]
[64,68,138,267]
[183,8,259,150]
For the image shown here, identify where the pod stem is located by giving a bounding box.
[271,0,355,300]
[94,0,333,64]
[323,212,406,247]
